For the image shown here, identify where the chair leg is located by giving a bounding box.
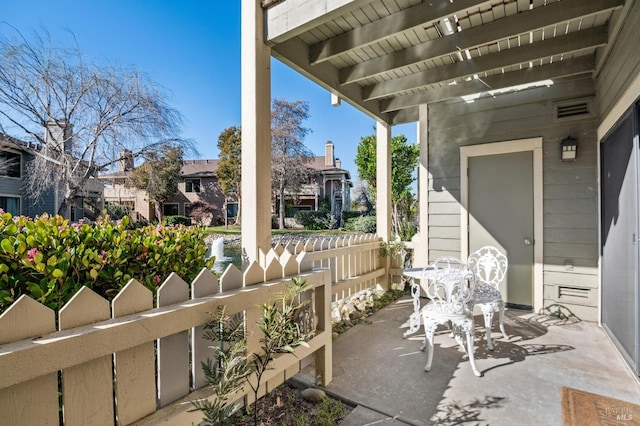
[479,303,495,351]
[423,318,437,372]
[498,300,509,340]
[464,322,482,377]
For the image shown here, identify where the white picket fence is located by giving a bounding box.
[0,234,385,425]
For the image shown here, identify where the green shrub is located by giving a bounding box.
[341,211,363,224]
[0,213,215,313]
[294,210,326,230]
[164,215,192,226]
[345,215,376,233]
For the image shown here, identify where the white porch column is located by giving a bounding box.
[376,121,391,243]
[241,0,272,265]
[413,104,430,265]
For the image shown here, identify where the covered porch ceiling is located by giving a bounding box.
[264,0,626,126]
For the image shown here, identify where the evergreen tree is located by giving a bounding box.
[354,133,419,239]
[216,126,242,224]
[131,145,183,220]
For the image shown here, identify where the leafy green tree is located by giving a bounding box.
[271,99,314,229]
[131,145,183,220]
[216,126,242,225]
[354,133,419,238]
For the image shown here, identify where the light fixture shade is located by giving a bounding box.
[561,137,578,161]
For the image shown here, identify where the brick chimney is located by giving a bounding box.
[45,119,73,153]
[335,157,341,168]
[325,141,334,167]
[119,150,134,172]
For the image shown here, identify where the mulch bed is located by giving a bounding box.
[230,382,353,425]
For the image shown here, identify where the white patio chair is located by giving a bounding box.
[467,246,509,351]
[420,257,481,377]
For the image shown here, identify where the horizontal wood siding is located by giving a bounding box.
[0,153,56,217]
[427,76,599,320]
[596,0,640,120]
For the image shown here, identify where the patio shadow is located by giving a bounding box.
[430,395,506,425]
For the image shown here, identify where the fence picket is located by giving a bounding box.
[264,252,283,281]
[112,280,156,425]
[0,296,58,425]
[191,269,219,390]
[297,252,313,273]
[280,250,298,277]
[243,261,264,286]
[220,263,243,290]
[304,240,314,253]
[59,287,114,426]
[157,273,190,407]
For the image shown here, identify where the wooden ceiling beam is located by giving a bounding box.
[341,0,622,85]
[379,57,595,113]
[309,0,490,65]
[272,36,387,123]
[363,25,607,101]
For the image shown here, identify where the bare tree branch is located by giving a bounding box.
[0,24,193,216]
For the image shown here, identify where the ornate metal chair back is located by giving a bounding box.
[424,257,476,313]
[467,246,508,289]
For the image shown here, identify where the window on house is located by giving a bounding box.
[184,203,192,217]
[185,178,201,193]
[0,196,20,215]
[163,203,179,216]
[0,151,21,178]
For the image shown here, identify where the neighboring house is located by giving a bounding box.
[163,159,230,221]
[101,156,234,224]
[102,144,352,225]
[0,131,101,220]
[284,141,352,223]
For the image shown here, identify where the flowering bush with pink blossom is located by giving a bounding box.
[0,213,215,313]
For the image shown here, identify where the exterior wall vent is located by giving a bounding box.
[555,284,595,306]
[553,97,595,123]
[557,102,589,118]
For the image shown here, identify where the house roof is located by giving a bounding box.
[180,159,218,178]
[99,159,219,180]
[309,156,352,180]
[0,133,40,156]
[264,0,628,125]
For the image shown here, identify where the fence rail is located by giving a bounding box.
[0,234,386,425]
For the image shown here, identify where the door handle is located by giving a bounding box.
[524,237,533,245]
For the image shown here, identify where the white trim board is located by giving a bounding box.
[460,137,544,313]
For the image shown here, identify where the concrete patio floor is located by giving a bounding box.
[295,295,640,425]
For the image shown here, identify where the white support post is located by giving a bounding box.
[413,104,430,265]
[376,121,391,244]
[241,0,272,266]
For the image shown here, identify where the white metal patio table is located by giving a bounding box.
[402,266,436,338]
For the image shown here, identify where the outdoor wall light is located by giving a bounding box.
[561,136,578,161]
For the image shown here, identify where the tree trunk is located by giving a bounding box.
[234,194,241,226]
[278,187,286,230]
[154,201,162,222]
[57,186,77,218]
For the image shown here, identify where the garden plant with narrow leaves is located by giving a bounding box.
[0,212,214,313]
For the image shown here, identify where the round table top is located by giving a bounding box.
[402,266,435,279]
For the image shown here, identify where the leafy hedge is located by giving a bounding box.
[0,213,215,313]
[294,211,326,230]
[344,215,377,233]
[341,211,363,224]
[164,215,192,226]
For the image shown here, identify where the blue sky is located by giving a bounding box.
[2,0,416,183]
